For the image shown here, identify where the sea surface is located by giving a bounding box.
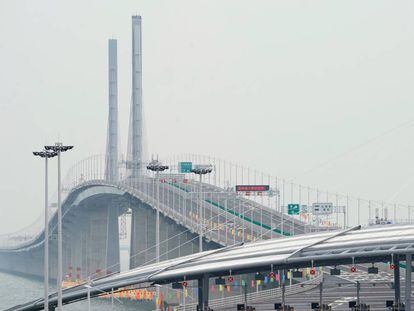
[0,248,154,311]
[0,270,155,310]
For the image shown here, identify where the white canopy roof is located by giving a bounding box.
[8,224,414,311]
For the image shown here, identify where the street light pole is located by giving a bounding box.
[33,150,58,311]
[45,143,73,311]
[87,277,91,311]
[191,165,213,252]
[199,174,203,250]
[146,158,168,311]
[146,158,169,263]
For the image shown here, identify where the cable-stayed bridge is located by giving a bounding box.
[0,149,411,281]
[0,153,321,279]
[1,15,414,311]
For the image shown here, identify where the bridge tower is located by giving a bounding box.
[128,15,143,177]
[105,39,119,182]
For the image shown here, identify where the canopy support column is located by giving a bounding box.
[198,274,209,311]
[395,257,401,306]
[406,253,412,311]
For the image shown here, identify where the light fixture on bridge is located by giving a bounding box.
[191,164,213,175]
[146,159,169,173]
[44,142,74,311]
[146,157,169,309]
[191,164,213,253]
[33,151,58,158]
[33,148,58,311]
[44,144,74,152]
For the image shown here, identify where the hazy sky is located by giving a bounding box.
[0,1,414,233]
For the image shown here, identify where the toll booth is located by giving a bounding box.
[311,302,332,310]
[386,301,405,311]
[274,303,294,310]
[349,301,370,310]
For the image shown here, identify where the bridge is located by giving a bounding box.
[1,15,414,311]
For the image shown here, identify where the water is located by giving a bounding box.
[0,271,153,310]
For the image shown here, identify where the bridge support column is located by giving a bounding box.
[106,205,120,274]
[395,257,401,306]
[198,274,210,311]
[130,207,137,268]
[130,204,155,268]
[406,253,412,311]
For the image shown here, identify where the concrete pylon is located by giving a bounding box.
[105,39,119,182]
[128,15,143,177]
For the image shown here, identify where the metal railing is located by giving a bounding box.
[175,274,323,311]
[2,152,409,250]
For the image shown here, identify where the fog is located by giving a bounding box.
[0,0,413,233]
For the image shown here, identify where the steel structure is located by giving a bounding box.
[7,224,414,310]
[105,39,119,183]
[128,15,143,177]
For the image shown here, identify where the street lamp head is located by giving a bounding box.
[33,150,58,158]
[44,144,74,153]
[191,164,213,175]
[146,159,169,172]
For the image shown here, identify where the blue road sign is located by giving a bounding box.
[179,162,192,173]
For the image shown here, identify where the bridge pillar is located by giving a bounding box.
[130,203,156,268]
[197,274,210,311]
[406,253,412,311]
[63,199,120,279]
[106,204,120,274]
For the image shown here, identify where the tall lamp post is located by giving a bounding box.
[33,150,58,311]
[45,143,73,310]
[146,158,168,310]
[146,159,169,263]
[191,165,213,252]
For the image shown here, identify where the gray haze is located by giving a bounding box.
[0,0,413,233]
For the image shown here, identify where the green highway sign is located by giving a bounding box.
[178,162,193,173]
[287,203,300,215]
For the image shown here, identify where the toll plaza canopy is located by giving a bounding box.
[7,224,414,311]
